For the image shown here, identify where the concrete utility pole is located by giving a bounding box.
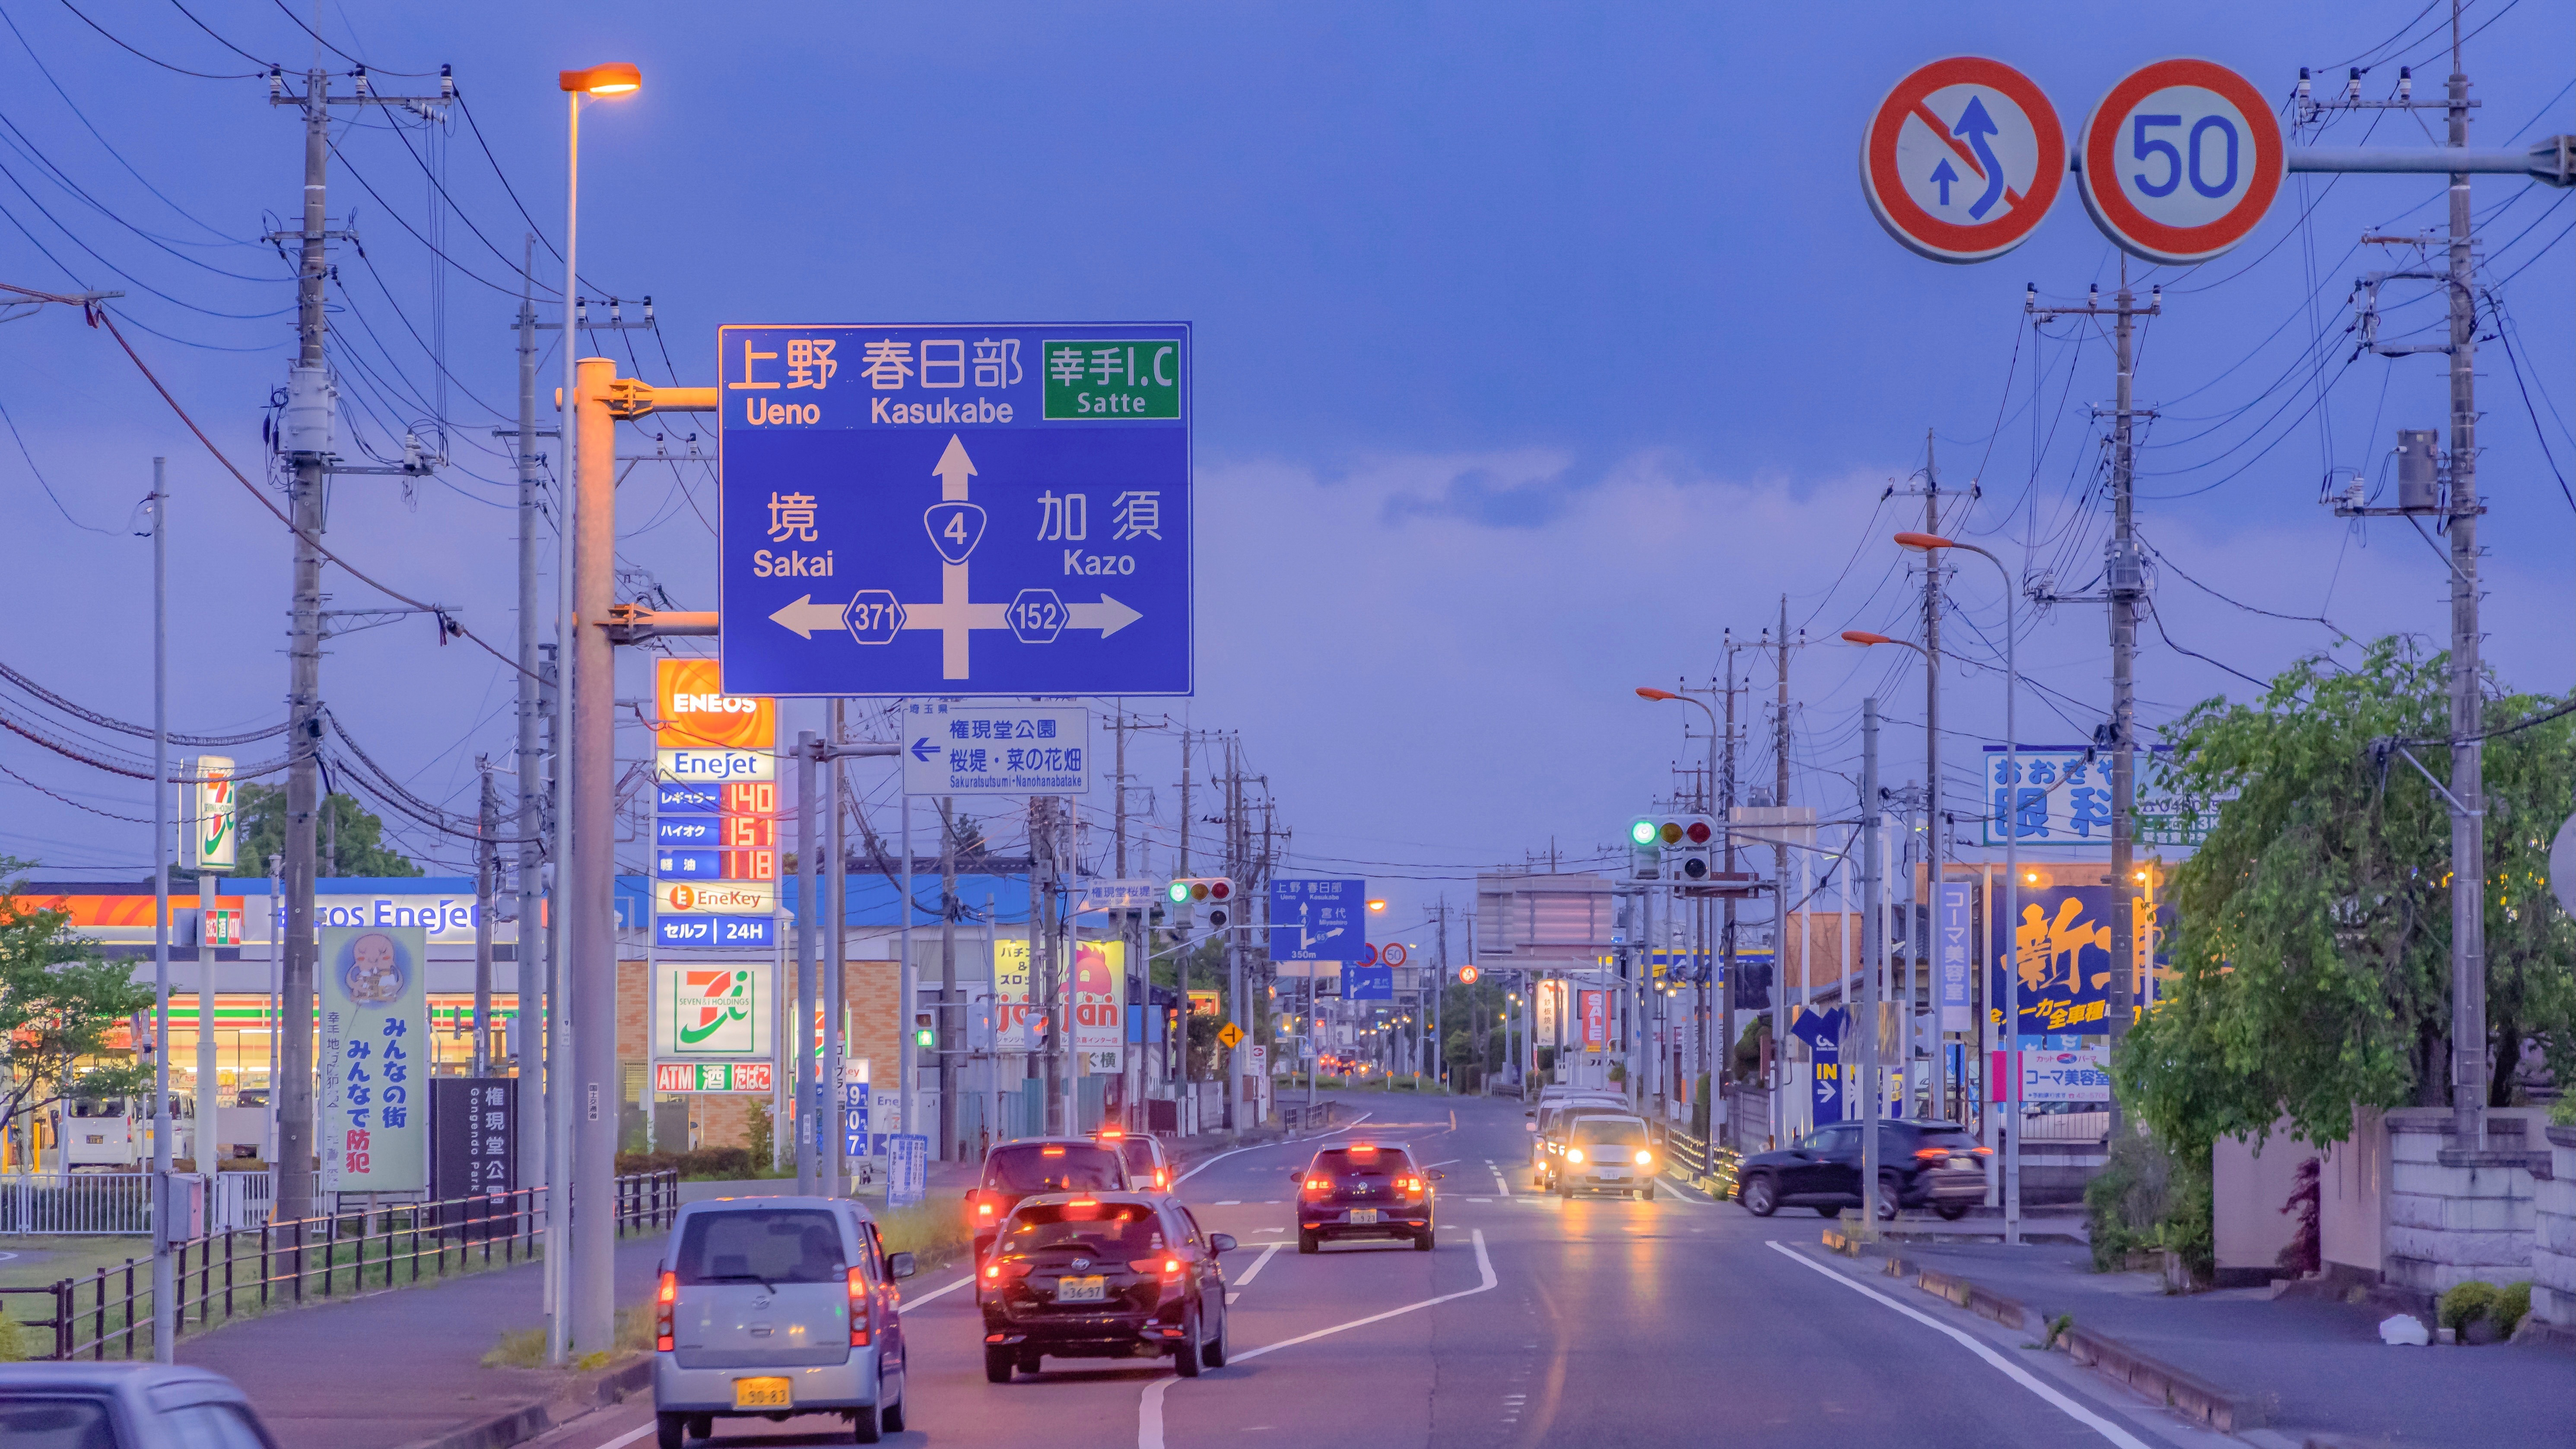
[149,458,172,1363]
[1772,596,1793,1144]
[2026,275,2159,1139]
[1224,737,1245,1131]
[474,758,497,1076]
[2440,15,2488,1147]
[1858,698,1883,1240]
[1920,432,1943,1090]
[511,239,548,1194]
[828,701,848,1197]
[1719,646,1739,1138]
[937,798,959,1160]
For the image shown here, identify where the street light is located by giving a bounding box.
[551,57,640,1370]
[1895,528,2023,1246]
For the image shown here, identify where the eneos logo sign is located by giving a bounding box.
[655,658,776,751]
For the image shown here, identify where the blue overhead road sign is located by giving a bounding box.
[718,323,1193,698]
[1269,878,1365,962]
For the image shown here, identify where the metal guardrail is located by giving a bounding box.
[0,1171,678,1361]
[0,1172,154,1235]
[1278,1101,1340,1134]
[1652,1123,1740,1200]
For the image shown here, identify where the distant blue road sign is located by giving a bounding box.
[1269,878,1365,962]
[1344,963,1394,1001]
[718,323,1192,698]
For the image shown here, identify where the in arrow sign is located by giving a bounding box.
[910,737,938,763]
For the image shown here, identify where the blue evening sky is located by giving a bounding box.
[0,2,2565,936]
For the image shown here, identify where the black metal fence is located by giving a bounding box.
[0,1171,677,1361]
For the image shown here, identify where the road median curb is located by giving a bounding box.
[388,1355,653,1449]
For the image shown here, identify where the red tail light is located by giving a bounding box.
[1126,1255,1184,1275]
[983,1260,1033,1283]
[1154,1171,1168,1189]
[1913,1148,1948,1161]
[655,1271,676,1352]
[848,1265,871,1347]
[1399,1177,1423,1195]
[1303,1177,1330,1193]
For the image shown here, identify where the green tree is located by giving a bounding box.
[0,858,156,1149]
[230,784,422,879]
[2118,638,2576,1161]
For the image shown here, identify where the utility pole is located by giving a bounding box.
[266,60,451,1228]
[1858,697,1883,1241]
[510,239,547,1195]
[2441,14,2487,1147]
[937,797,959,1161]
[1772,596,1793,1146]
[474,759,497,1077]
[2026,274,2160,1138]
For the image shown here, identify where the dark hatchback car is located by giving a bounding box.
[1734,1119,1991,1220]
[1097,1126,1174,1192]
[967,1138,1131,1261]
[1293,1141,1442,1252]
[977,1192,1235,1381]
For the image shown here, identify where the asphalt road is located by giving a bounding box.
[525,1096,2238,1449]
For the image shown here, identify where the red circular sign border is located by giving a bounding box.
[1861,56,2066,263]
[2079,57,2284,264]
[1380,943,1408,968]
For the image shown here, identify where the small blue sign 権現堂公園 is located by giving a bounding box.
[898,702,1092,797]
[1268,878,1365,962]
[717,323,1192,699]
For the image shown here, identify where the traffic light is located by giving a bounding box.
[1661,814,1716,883]
[913,1013,934,1050]
[1165,877,1235,929]
[1627,818,1660,879]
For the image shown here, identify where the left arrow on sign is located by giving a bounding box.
[909,737,938,763]
[769,594,850,639]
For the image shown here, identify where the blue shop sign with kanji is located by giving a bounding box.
[718,323,1192,699]
[1979,745,2204,848]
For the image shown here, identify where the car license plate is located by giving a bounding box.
[1055,1274,1107,1303]
[732,1378,791,1410]
[1949,1157,1972,1169]
[1349,1208,1379,1224]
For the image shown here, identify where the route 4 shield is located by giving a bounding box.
[1861,57,2065,263]
[2078,58,2283,265]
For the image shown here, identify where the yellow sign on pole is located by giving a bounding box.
[1217,1022,1245,1050]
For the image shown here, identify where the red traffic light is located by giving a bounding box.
[1685,820,1712,845]
[1207,880,1230,900]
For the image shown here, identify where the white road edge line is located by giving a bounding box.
[1172,1111,1374,1186]
[1140,1228,1495,1449]
[591,1426,656,1449]
[904,1273,973,1306]
[1763,1242,2155,1449]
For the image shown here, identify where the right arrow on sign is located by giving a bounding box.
[1067,595,1143,637]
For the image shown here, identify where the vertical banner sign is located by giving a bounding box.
[1937,882,1973,1031]
[320,924,429,1194]
[431,1079,517,1199]
[181,755,237,871]
[844,1078,870,1159]
[1989,885,2115,1038]
[653,658,780,951]
[1071,939,1124,1071]
[888,1134,928,1208]
[992,940,1048,1050]
[717,323,1194,699]
[1579,990,1609,1053]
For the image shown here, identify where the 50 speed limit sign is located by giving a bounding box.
[1861,57,2066,263]
[2077,58,2284,264]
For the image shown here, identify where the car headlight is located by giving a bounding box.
[1566,1148,1584,1165]
[1635,1150,1652,1166]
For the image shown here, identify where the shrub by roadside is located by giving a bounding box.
[614,1147,759,1181]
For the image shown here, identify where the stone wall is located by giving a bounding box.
[2535,1124,2576,1329]
[2382,1107,2547,1299]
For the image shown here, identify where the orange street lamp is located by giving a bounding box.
[1893,527,2026,1242]
[550,57,641,1373]
[1635,686,1718,821]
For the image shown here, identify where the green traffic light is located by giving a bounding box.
[1166,880,1193,904]
[1629,819,1658,846]
[914,1029,934,1048]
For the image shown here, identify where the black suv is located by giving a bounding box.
[978,1192,1235,1381]
[1734,1119,1991,1220]
[967,1138,1131,1262]
[1293,1141,1442,1252]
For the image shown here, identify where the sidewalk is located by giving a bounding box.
[1895,1239,2571,1446]
[178,1236,666,1449]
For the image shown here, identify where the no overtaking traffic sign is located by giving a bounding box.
[1861,57,2065,263]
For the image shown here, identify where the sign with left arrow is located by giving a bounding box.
[718,322,1192,699]
[898,702,1090,798]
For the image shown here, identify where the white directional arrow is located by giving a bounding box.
[933,434,976,500]
[1067,595,1144,637]
[768,594,849,639]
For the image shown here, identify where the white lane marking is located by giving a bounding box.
[591,1426,656,1449]
[904,1273,973,1306]
[1172,1111,1375,1186]
[1764,1242,2155,1449]
[1140,1229,1496,1449]
[1231,1241,1285,1289]
[1215,1200,1242,1205]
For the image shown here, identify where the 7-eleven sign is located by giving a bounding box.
[667,966,759,1056]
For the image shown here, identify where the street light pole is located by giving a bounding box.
[1896,531,2020,1245]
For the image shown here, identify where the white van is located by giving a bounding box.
[61,1096,191,1171]
[652,1195,917,1446]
